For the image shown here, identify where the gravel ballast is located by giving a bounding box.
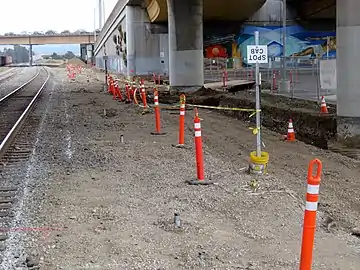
[2,67,359,270]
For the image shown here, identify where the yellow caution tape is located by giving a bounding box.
[186,104,260,117]
[249,127,260,135]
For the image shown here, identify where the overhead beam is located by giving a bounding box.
[0,35,95,45]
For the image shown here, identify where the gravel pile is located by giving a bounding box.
[1,67,358,269]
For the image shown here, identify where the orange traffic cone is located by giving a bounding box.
[287,119,296,142]
[320,96,328,114]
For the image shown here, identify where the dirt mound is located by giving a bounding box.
[192,86,218,96]
[66,58,86,67]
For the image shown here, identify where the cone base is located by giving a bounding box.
[151,132,167,136]
[187,179,214,185]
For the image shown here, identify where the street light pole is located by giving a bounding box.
[280,0,287,92]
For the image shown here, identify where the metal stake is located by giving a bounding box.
[280,0,287,92]
[255,31,261,158]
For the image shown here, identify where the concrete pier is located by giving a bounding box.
[167,0,204,88]
[337,0,360,145]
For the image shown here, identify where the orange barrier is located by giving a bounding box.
[222,69,228,87]
[299,159,322,270]
[114,80,123,101]
[187,109,214,185]
[131,77,136,99]
[133,88,139,105]
[272,70,277,92]
[152,73,160,85]
[287,119,296,142]
[111,79,117,100]
[320,96,328,114]
[125,83,131,103]
[107,76,112,94]
[172,94,187,148]
[194,109,204,181]
[140,79,148,108]
[179,94,186,145]
[150,88,166,136]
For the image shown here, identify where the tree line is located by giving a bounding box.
[0,45,32,63]
[42,51,76,60]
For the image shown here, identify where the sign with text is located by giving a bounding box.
[247,45,268,64]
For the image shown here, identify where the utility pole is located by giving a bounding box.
[280,0,287,92]
[98,0,103,29]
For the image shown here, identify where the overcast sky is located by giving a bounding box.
[0,0,118,34]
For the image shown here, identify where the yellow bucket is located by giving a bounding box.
[249,151,269,175]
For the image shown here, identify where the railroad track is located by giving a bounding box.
[0,67,49,236]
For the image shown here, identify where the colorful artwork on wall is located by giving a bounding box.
[203,24,336,66]
[106,18,128,73]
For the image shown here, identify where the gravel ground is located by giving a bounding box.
[3,67,359,270]
[0,67,39,98]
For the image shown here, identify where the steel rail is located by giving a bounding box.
[0,70,40,104]
[0,67,50,158]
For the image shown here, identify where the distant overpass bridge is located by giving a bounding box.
[0,34,96,66]
[0,34,95,45]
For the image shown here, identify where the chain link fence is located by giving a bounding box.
[204,56,336,102]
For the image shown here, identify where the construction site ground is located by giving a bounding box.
[10,67,359,269]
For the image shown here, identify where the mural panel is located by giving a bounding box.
[108,18,127,73]
[204,24,336,66]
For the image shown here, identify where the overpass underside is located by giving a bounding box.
[95,0,360,146]
[145,0,266,23]
[95,0,266,87]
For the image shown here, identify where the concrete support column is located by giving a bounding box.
[86,44,93,66]
[167,0,204,88]
[337,0,360,145]
[29,44,33,66]
[126,5,136,77]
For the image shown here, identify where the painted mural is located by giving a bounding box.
[108,18,127,73]
[204,25,336,66]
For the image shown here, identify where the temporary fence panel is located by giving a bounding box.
[319,59,336,94]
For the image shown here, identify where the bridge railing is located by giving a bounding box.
[0,33,96,37]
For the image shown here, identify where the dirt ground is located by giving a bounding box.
[3,67,359,269]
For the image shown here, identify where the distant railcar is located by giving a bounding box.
[0,56,6,66]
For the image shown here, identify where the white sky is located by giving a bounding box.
[0,0,119,34]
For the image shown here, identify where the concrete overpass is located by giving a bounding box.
[94,0,266,85]
[0,34,95,45]
[288,0,335,21]
[0,34,95,66]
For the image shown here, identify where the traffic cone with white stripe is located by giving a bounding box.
[320,96,328,114]
[151,88,166,136]
[299,159,322,270]
[287,119,296,142]
[187,108,214,186]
